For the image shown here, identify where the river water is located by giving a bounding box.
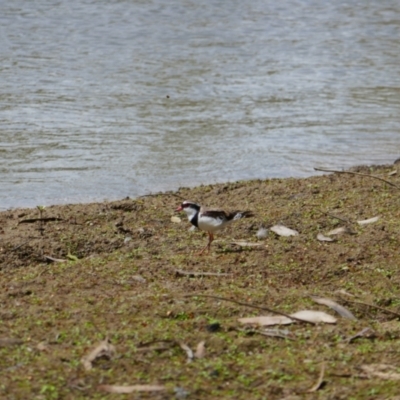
[1,0,400,209]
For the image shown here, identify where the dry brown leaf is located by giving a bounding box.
[37,341,49,352]
[290,310,337,324]
[179,342,194,362]
[360,364,400,380]
[0,338,24,347]
[311,296,356,320]
[317,233,335,242]
[270,225,299,237]
[327,226,348,235]
[357,216,379,225]
[238,316,293,326]
[99,384,165,393]
[347,327,375,343]
[171,216,181,223]
[194,341,206,359]
[81,339,116,371]
[44,255,67,263]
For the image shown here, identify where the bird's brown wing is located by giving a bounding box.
[200,210,229,220]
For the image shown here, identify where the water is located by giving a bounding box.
[1,0,400,209]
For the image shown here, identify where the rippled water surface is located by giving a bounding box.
[1,0,400,209]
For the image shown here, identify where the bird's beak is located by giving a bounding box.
[176,205,183,212]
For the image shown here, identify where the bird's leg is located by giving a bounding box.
[198,232,214,255]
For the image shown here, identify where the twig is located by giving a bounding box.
[184,294,316,325]
[236,327,293,340]
[323,212,354,224]
[10,238,37,252]
[175,269,231,277]
[314,167,400,189]
[341,298,400,319]
[306,362,326,393]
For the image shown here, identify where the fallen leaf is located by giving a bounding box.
[81,339,116,371]
[179,342,194,363]
[311,296,356,320]
[231,241,264,247]
[388,170,397,176]
[291,310,337,324]
[194,341,206,359]
[44,255,67,263]
[99,384,165,393]
[327,226,348,235]
[130,275,147,283]
[347,327,375,343]
[270,225,299,237]
[238,315,293,326]
[317,233,335,242]
[357,216,379,225]
[256,227,268,239]
[360,364,400,380]
[171,216,181,223]
[37,341,49,352]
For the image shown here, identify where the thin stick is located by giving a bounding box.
[184,294,316,325]
[342,298,400,319]
[314,167,400,189]
[323,212,354,224]
[306,362,326,393]
[175,269,231,277]
[236,327,293,340]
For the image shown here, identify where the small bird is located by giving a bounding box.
[176,200,254,254]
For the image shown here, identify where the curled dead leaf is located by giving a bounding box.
[317,233,335,242]
[311,296,356,320]
[194,341,206,359]
[238,310,336,326]
[99,384,165,393]
[179,342,194,363]
[238,315,293,326]
[357,216,379,225]
[81,339,116,371]
[327,226,348,235]
[291,310,337,324]
[270,225,299,237]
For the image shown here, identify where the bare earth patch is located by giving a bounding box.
[1,165,400,399]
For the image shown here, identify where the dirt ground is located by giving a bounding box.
[1,165,400,399]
